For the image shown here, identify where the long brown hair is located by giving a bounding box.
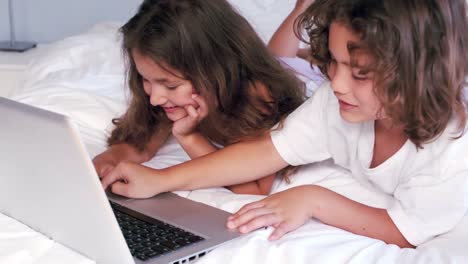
[297,0,468,148]
[108,0,305,151]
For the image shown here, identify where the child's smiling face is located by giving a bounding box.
[328,22,383,123]
[132,49,204,122]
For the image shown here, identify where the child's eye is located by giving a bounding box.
[351,68,372,81]
[352,74,368,81]
[166,84,180,90]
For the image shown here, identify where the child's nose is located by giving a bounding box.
[330,68,350,95]
[149,85,168,106]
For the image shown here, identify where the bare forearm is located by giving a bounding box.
[164,134,288,191]
[145,123,172,157]
[104,144,151,163]
[228,174,276,195]
[174,132,218,159]
[228,181,263,195]
[297,48,312,61]
[268,8,304,57]
[104,124,171,164]
[305,185,414,248]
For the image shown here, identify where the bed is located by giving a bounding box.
[2,0,468,263]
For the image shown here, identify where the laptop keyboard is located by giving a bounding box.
[110,201,205,261]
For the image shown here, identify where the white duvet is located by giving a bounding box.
[3,0,468,263]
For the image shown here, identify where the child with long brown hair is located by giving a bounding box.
[101,0,468,248]
[93,0,305,195]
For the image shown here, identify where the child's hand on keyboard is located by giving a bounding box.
[101,161,166,198]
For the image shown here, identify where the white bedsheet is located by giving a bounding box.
[3,0,468,263]
[2,127,468,264]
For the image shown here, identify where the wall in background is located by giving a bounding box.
[0,0,141,43]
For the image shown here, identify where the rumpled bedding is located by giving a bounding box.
[3,0,468,263]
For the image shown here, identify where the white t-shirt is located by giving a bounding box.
[271,82,468,246]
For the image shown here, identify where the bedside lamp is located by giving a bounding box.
[0,0,36,52]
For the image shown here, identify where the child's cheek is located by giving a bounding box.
[187,95,201,108]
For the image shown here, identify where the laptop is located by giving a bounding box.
[0,97,240,264]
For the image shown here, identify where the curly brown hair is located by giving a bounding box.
[297,0,468,148]
[108,0,305,151]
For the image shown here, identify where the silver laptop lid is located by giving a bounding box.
[0,97,241,264]
[0,97,134,264]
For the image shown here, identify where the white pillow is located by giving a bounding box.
[12,23,128,135]
[228,0,295,42]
